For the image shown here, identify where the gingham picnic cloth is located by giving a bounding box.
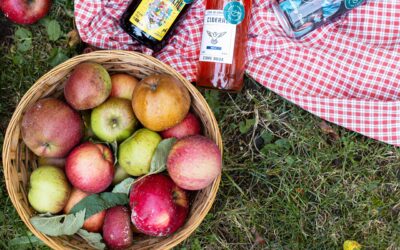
[75,0,400,145]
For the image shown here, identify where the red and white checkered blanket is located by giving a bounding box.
[75,0,400,146]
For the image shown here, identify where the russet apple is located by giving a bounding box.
[167,135,222,190]
[91,97,138,142]
[63,188,106,232]
[64,63,111,110]
[118,128,161,176]
[160,112,202,139]
[110,74,138,100]
[21,98,84,158]
[129,174,188,236]
[28,166,71,213]
[0,0,51,24]
[65,142,114,193]
[132,74,191,131]
[103,206,133,249]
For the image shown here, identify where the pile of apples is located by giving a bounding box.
[22,62,222,249]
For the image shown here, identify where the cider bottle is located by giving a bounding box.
[120,0,193,52]
[196,0,252,92]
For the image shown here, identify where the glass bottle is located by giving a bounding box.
[272,0,367,38]
[196,0,252,92]
[120,0,193,52]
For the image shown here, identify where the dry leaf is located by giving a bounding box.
[252,228,266,246]
[67,30,80,47]
[319,121,340,141]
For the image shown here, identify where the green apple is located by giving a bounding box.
[28,166,71,213]
[118,128,162,176]
[112,164,131,185]
[91,97,138,142]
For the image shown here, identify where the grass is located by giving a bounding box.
[0,2,399,249]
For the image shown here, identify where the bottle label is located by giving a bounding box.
[129,0,187,41]
[344,0,364,9]
[199,10,237,64]
[224,2,245,25]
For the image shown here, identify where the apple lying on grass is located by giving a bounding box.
[21,98,84,158]
[63,188,106,232]
[167,135,222,190]
[91,97,138,142]
[0,0,51,24]
[65,142,114,193]
[28,166,71,213]
[129,174,189,236]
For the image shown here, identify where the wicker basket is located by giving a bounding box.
[2,50,222,250]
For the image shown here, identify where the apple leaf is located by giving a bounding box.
[30,209,85,236]
[150,138,177,174]
[77,229,106,250]
[70,193,128,220]
[112,177,135,195]
[48,48,69,67]
[14,27,32,52]
[46,20,62,41]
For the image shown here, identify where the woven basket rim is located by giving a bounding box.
[2,50,223,250]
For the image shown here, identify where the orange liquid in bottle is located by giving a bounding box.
[196,0,252,92]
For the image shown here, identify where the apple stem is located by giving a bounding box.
[150,84,157,91]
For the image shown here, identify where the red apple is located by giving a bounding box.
[129,174,188,236]
[0,0,51,25]
[65,142,114,193]
[63,188,106,232]
[103,206,133,249]
[167,135,222,190]
[110,74,139,100]
[160,112,202,139]
[21,98,84,158]
[64,63,111,110]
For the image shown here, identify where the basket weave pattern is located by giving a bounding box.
[2,50,222,250]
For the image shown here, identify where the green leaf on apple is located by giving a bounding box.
[30,209,85,236]
[48,48,69,67]
[150,138,177,174]
[46,20,62,41]
[70,192,128,220]
[112,177,135,195]
[14,27,32,52]
[77,229,106,250]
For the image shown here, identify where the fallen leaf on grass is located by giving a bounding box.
[343,240,361,250]
[319,121,340,141]
[67,29,80,47]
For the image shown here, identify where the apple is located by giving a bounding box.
[129,174,188,236]
[64,63,111,110]
[167,135,222,190]
[0,0,51,24]
[63,188,106,232]
[132,74,191,131]
[118,128,161,176]
[91,97,138,142]
[65,142,114,193]
[38,157,65,168]
[28,166,71,213]
[112,164,130,185]
[110,74,139,100]
[103,206,133,249]
[160,112,201,139]
[21,98,84,158]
